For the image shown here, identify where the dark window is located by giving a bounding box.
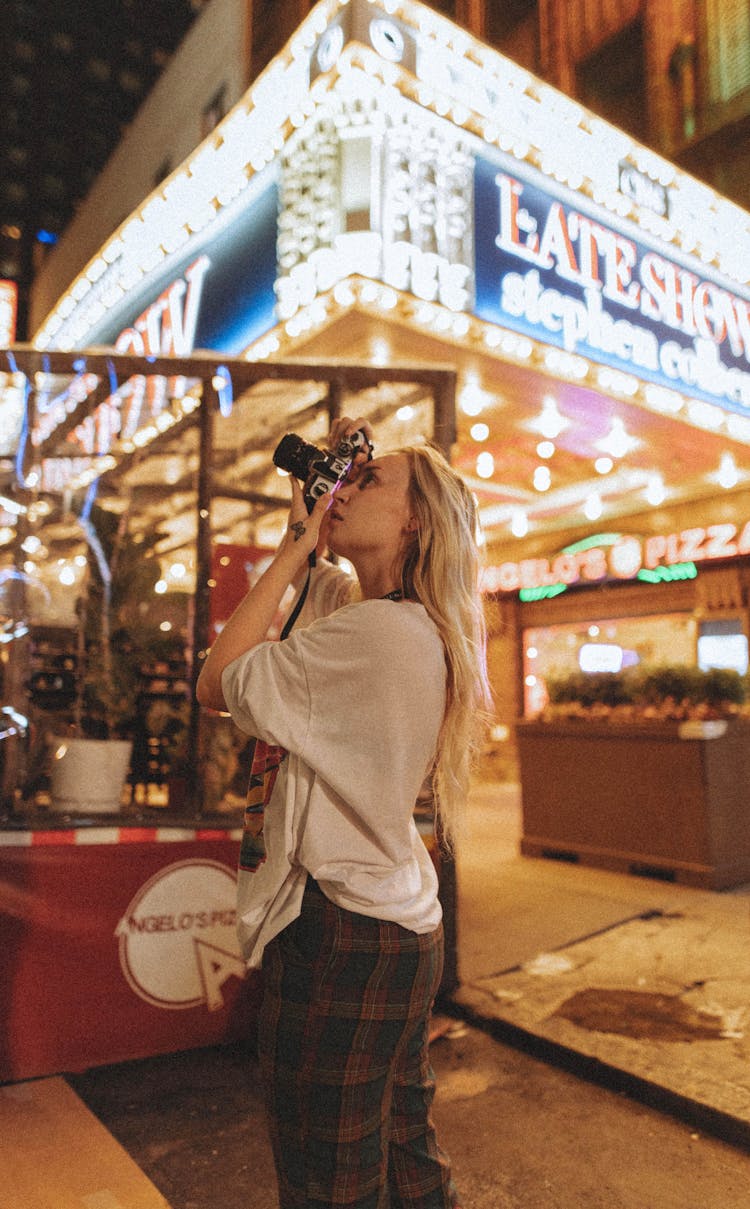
[50,31,74,55]
[202,85,227,138]
[154,158,172,187]
[487,0,537,41]
[486,1,538,72]
[576,20,648,144]
[13,38,36,63]
[86,57,112,84]
[41,173,66,201]
[252,0,310,76]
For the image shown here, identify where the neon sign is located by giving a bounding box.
[115,256,210,358]
[483,523,750,594]
[474,156,750,414]
[32,257,211,464]
[0,280,17,346]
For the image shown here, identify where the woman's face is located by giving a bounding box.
[326,452,415,562]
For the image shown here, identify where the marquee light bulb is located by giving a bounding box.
[533,465,551,491]
[645,474,666,506]
[511,509,529,537]
[595,456,614,474]
[717,452,740,489]
[596,417,637,458]
[476,451,495,479]
[584,492,603,520]
[471,422,489,441]
[460,379,490,416]
[536,440,555,458]
[534,397,568,439]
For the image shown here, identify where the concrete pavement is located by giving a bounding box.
[452,781,750,1149]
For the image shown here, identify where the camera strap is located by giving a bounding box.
[240,552,314,873]
[279,552,315,641]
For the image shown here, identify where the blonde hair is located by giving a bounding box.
[399,444,492,849]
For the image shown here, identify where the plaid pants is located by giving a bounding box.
[257,878,460,1209]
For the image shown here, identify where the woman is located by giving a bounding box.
[197,418,491,1208]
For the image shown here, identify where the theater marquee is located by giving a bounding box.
[474,155,750,415]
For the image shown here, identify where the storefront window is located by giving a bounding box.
[522,611,699,716]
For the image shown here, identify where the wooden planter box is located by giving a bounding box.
[516,717,750,889]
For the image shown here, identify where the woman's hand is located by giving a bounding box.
[328,416,374,485]
[275,475,333,567]
[276,418,374,565]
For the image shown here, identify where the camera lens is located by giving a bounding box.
[273,433,323,481]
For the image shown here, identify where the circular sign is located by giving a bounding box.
[609,536,643,579]
[116,859,245,1011]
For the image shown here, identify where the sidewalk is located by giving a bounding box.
[452,781,750,1148]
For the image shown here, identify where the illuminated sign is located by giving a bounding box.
[33,258,211,457]
[0,280,18,345]
[116,859,245,1011]
[618,162,669,219]
[33,177,278,470]
[89,172,278,354]
[115,255,210,358]
[579,643,624,673]
[474,155,750,414]
[484,523,750,594]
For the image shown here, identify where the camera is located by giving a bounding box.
[273,428,372,512]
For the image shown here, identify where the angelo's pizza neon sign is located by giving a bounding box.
[483,523,750,594]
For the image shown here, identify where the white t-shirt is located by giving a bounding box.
[221,561,446,967]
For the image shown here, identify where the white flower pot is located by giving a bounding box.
[50,737,133,814]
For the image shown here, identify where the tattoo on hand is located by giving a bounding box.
[290,521,306,542]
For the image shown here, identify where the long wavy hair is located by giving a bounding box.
[398,444,492,849]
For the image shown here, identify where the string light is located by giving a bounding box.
[596,418,637,458]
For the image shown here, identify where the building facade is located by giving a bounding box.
[14,0,750,770]
[28,1,750,333]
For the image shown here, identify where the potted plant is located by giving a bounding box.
[49,503,189,814]
[542,665,746,724]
